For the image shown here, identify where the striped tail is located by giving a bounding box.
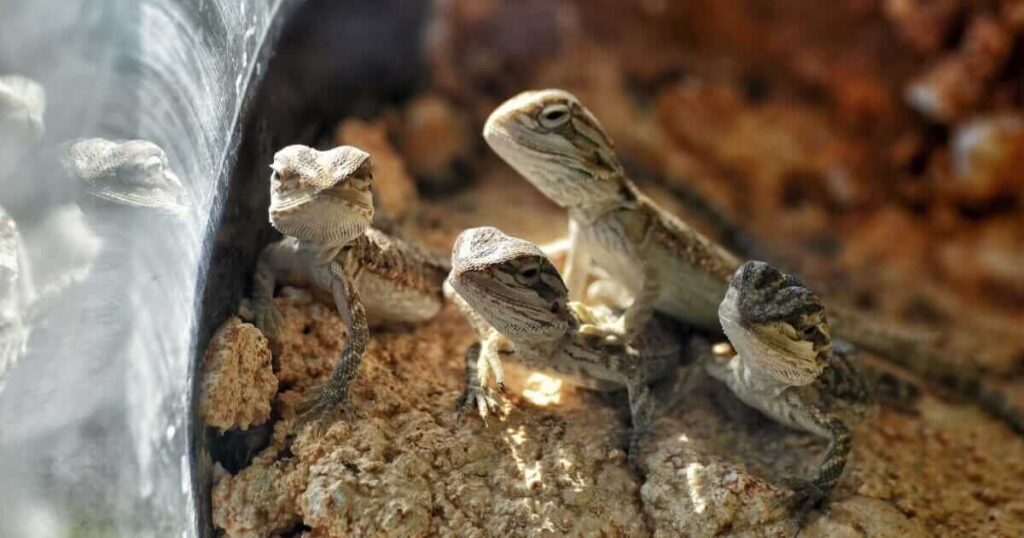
[830,306,1024,435]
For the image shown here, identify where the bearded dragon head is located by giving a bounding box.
[268,144,374,246]
[718,260,831,386]
[449,226,572,344]
[483,89,627,210]
[61,138,189,215]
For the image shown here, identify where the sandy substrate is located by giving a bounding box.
[208,288,1024,537]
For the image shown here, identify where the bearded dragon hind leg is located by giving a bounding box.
[296,381,354,433]
[772,415,853,527]
[625,379,656,471]
[861,364,922,415]
[296,293,367,432]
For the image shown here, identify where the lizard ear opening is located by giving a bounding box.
[550,301,561,314]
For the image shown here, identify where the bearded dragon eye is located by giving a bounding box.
[142,155,162,172]
[538,104,570,129]
[515,265,540,285]
[271,171,300,200]
[349,171,373,189]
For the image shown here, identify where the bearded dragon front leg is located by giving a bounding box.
[625,375,656,470]
[456,336,505,419]
[446,279,506,417]
[561,219,591,302]
[619,253,659,343]
[606,224,660,342]
[446,278,507,389]
[251,237,320,347]
[251,243,288,345]
[778,412,853,516]
[298,262,369,427]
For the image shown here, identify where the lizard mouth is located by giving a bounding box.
[481,117,518,156]
[483,112,554,160]
[271,181,372,212]
[270,186,373,244]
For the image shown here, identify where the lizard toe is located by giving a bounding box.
[626,426,651,473]
[254,302,283,344]
[771,477,828,529]
[456,386,503,423]
[296,387,353,433]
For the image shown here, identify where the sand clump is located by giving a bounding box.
[335,118,420,219]
[199,317,278,432]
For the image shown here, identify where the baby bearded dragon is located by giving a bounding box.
[484,88,1024,434]
[484,89,738,335]
[252,144,447,424]
[706,260,872,518]
[447,226,685,465]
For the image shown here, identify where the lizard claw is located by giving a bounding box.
[253,301,283,343]
[295,386,354,434]
[771,477,828,528]
[626,426,651,472]
[615,305,651,345]
[456,385,503,422]
[603,315,643,346]
[626,438,641,472]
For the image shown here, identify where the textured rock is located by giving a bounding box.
[399,94,474,190]
[948,114,1024,203]
[335,118,419,218]
[905,15,1015,123]
[211,421,308,537]
[211,297,1024,537]
[883,0,964,53]
[272,288,347,392]
[200,317,277,432]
